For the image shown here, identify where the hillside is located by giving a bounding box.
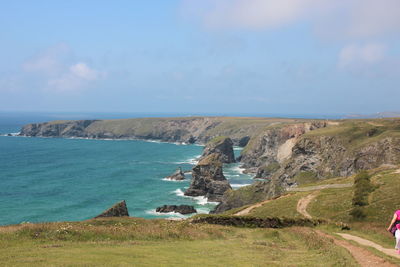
[19,117,400,214]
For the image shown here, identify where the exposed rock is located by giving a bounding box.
[166,167,185,181]
[156,205,197,215]
[95,200,129,218]
[240,122,327,178]
[20,120,97,138]
[201,136,235,163]
[19,117,290,144]
[238,136,250,147]
[185,153,232,202]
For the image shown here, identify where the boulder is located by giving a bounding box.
[185,153,232,202]
[166,167,185,180]
[156,205,197,215]
[95,200,129,218]
[201,136,235,163]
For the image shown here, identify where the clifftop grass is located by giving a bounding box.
[0,218,357,266]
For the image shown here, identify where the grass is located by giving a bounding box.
[246,192,308,218]
[0,218,357,266]
[302,119,400,150]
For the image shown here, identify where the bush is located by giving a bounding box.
[350,171,375,220]
[349,207,366,220]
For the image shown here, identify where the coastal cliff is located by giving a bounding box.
[184,153,232,202]
[19,117,307,145]
[19,117,400,213]
[214,119,400,213]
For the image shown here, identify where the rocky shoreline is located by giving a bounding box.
[18,117,400,214]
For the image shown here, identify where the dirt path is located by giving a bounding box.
[338,233,400,260]
[287,183,352,192]
[296,192,318,219]
[316,231,398,267]
[233,195,288,216]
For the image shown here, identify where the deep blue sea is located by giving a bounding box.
[0,113,253,225]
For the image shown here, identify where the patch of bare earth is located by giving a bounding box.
[233,195,289,216]
[296,192,318,219]
[316,231,398,267]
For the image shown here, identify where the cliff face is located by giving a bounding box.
[239,122,327,178]
[184,153,232,202]
[214,120,400,213]
[20,120,97,138]
[201,136,235,163]
[19,117,301,145]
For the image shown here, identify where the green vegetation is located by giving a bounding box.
[350,171,376,219]
[207,135,229,144]
[302,119,400,150]
[221,184,267,209]
[0,218,357,266]
[245,193,308,218]
[262,162,281,174]
[293,171,318,185]
[197,153,222,166]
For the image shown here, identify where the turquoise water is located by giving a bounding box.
[0,121,253,225]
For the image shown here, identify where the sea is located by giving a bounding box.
[0,112,254,225]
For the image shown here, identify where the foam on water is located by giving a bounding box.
[231,183,251,188]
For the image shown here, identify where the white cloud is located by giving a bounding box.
[48,63,103,92]
[22,44,105,93]
[22,43,71,75]
[70,63,99,81]
[338,43,386,69]
[181,0,400,38]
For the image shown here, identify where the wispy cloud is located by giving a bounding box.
[338,43,387,69]
[181,0,400,39]
[22,44,105,93]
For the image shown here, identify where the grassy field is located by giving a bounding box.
[0,218,357,266]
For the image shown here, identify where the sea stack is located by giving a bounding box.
[184,153,232,202]
[166,167,185,181]
[95,200,129,218]
[156,205,197,215]
[201,136,235,163]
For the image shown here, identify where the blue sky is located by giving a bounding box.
[1,0,400,115]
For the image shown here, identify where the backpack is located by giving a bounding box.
[390,221,400,236]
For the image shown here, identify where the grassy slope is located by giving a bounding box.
[0,218,356,266]
[84,117,304,140]
[302,119,400,150]
[237,167,400,250]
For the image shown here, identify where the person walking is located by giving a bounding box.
[387,210,400,254]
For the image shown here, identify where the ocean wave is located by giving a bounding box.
[1,132,21,137]
[231,183,251,188]
[145,209,189,218]
[172,188,218,205]
[174,156,200,165]
[230,165,245,174]
[162,177,186,182]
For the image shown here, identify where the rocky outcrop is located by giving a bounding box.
[20,120,97,138]
[165,168,185,181]
[184,153,232,202]
[95,200,129,218]
[18,117,304,145]
[214,121,400,213]
[201,136,235,163]
[156,205,197,215]
[269,135,400,192]
[240,122,327,178]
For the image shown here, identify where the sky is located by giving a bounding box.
[1,0,400,115]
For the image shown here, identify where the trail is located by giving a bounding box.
[233,195,288,216]
[296,191,318,219]
[296,190,400,263]
[316,231,398,267]
[287,183,352,192]
[338,233,400,260]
